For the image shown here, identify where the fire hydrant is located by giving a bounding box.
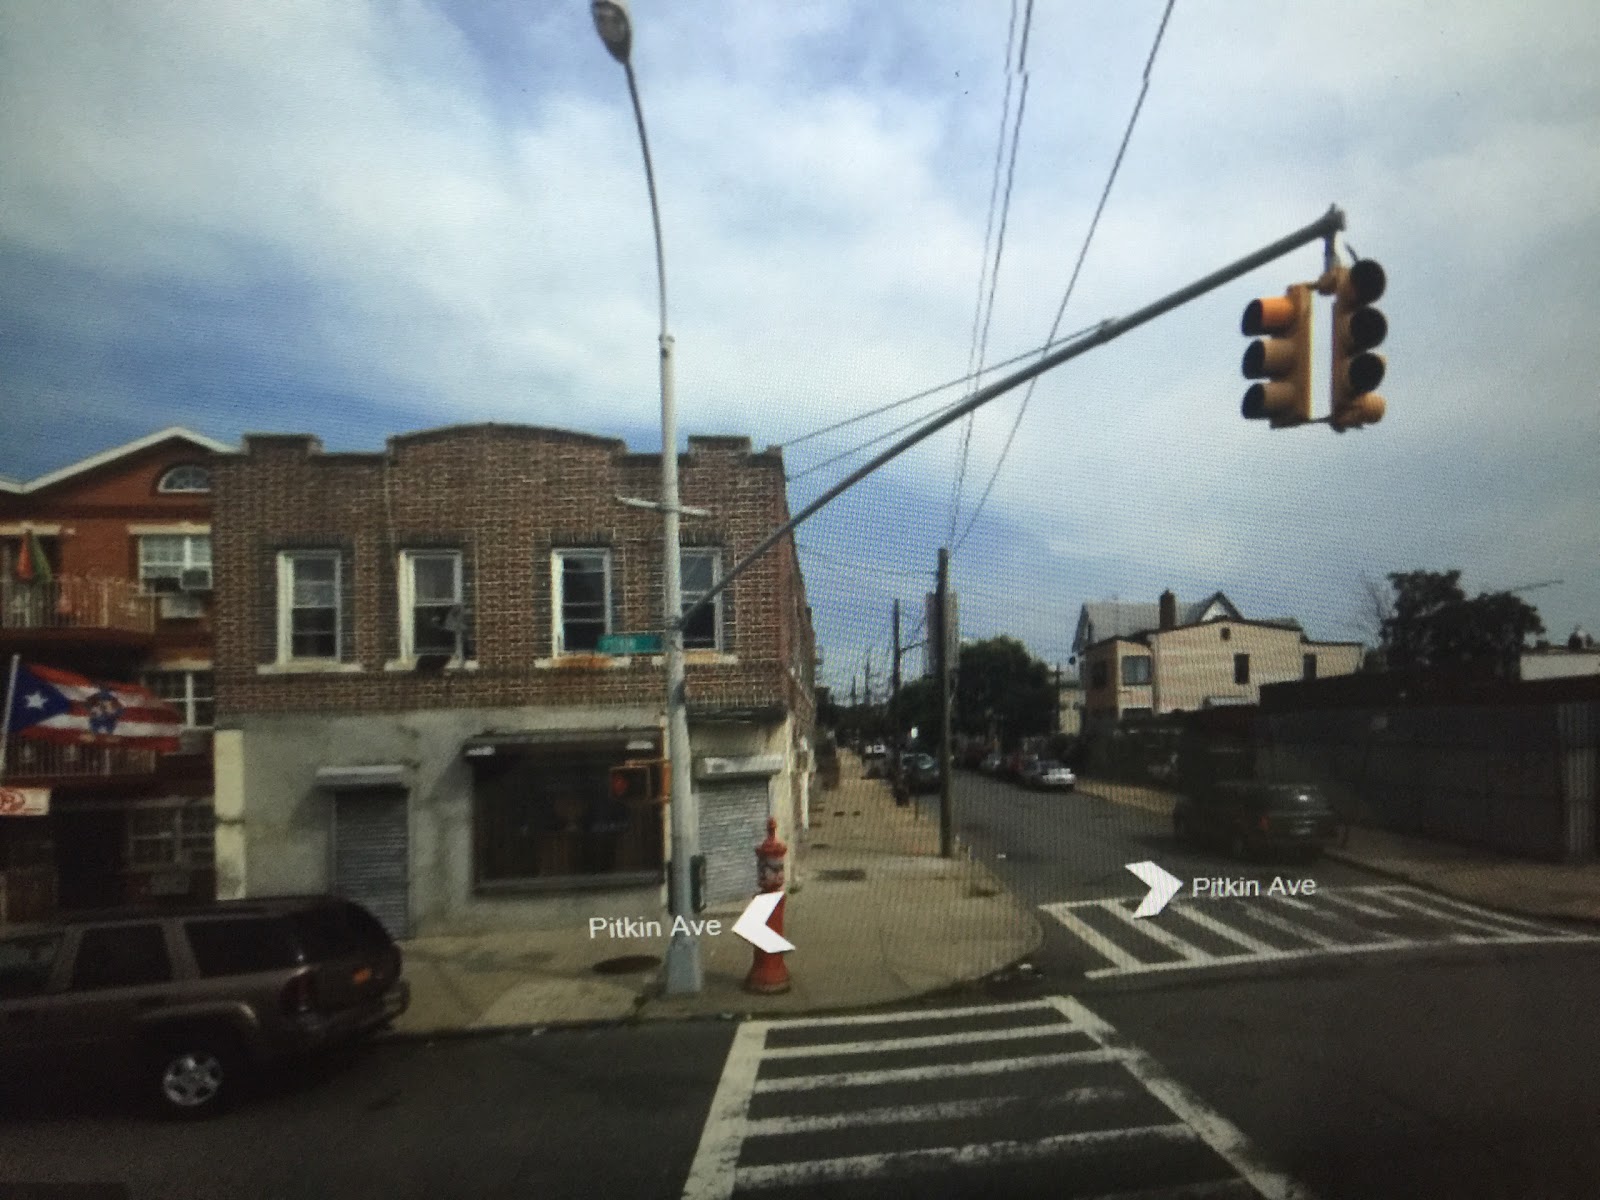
[744,817,792,994]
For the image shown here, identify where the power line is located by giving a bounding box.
[954,0,1178,554]
[951,0,1028,544]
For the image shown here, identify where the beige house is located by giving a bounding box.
[1075,590,1362,731]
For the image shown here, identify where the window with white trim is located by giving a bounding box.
[157,464,212,493]
[553,550,611,654]
[681,549,723,651]
[144,670,215,728]
[277,552,342,661]
[401,550,466,659]
[138,534,212,594]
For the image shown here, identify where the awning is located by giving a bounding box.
[315,764,410,789]
[462,728,661,757]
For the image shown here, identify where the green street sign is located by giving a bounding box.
[598,632,663,655]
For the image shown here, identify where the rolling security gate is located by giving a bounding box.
[698,776,773,907]
[330,786,411,939]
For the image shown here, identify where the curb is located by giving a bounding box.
[1323,845,1600,927]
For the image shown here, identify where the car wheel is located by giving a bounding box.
[150,1031,244,1119]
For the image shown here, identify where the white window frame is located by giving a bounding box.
[680,548,723,651]
[157,464,212,493]
[138,534,212,593]
[551,549,612,655]
[277,551,343,663]
[144,669,215,729]
[400,550,466,661]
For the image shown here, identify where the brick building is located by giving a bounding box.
[1,428,229,918]
[1075,590,1362,733]
[210,424,817,937]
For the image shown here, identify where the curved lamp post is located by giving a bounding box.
[591,0,702,994]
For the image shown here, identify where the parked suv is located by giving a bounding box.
[0,895,409,1117]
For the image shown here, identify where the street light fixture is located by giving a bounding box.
[591,0,703,994]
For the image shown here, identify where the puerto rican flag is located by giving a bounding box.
[5,663,182,752]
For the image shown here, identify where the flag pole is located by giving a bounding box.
[0,654,19,786]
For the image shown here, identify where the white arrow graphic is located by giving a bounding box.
[732,891,796,954]
[1126,861,1184,918]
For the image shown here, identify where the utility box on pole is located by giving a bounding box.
[925,591,959,679]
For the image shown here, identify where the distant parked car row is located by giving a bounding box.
[971,751,1075,792]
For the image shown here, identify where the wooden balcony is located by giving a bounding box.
[5,739,160,780]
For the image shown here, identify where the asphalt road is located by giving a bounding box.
[5,774,1599,1199]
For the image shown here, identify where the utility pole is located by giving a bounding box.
[890,599,903,803]
[936,548,954,857]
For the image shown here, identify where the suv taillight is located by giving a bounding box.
[281,971,319,1016]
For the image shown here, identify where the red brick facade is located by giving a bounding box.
[211,425,817,729]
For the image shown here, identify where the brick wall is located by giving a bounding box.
[211,425,818,719]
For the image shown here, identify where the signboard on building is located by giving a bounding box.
[0,787,50,817]
[597,632,664,655]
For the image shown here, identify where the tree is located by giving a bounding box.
[1379,570,1545,677]
[953,636,1058,748]
[887,676,939,748]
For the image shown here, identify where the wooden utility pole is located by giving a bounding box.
[937,548,954,857]
[890,599,904,804]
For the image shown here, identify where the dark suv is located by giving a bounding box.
[0,895,409,1117]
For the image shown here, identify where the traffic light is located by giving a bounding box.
[1329,258,1387,431]
[1240,283,1314,427]
[609,761,661,803]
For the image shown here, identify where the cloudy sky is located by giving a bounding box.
[3,0,1597,691]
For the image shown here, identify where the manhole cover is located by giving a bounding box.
[818,868,867,882]
[592,955,661,976]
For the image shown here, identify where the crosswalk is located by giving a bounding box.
[682,997,1314,1199]
[1041,883,1599,980]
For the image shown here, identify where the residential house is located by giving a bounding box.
[0,428,229,917]
[1056,676,1083,736]
[1074,590,1362,733]
[210,425,817,938]
[1521,628,1600,681]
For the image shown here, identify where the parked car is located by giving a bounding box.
[862,743,889,778]
[1031,761,1077,791]
[1173,779,1338,861]
[0,895,409,1118]
[905,752,941,794]
[1009,755,1039,784]
[979,752,1002,775]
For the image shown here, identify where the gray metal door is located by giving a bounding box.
[698,778,770,907]
[332,788,410,939]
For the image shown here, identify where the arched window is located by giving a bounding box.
[158,464,212,493]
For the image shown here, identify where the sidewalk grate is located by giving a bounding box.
[591,954,661,975]
[817,868,868,882]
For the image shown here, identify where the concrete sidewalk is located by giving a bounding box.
[1079,777,1600,924]
[390,760,1040,1037]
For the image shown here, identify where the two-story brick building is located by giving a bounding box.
[1074,590,1363,732]
[1,428,229,918]
[210,424,817,937]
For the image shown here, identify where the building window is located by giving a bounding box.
[1220,626,1232,641]
[1303,653,1318,680]
[139,534,212,594]
[401,550,466,660]
[1234,653,1251,685]
[145,670,215,728]
[157,464,212,493]
[553,549,611,654]
[473,747,663,885]
[681,549,723,651]
[127,806,215,869]
[1090,661,1109,688]
[1121,655,1153,686]
[277,552,342,661]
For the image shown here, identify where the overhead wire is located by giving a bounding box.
[950,0,1030,544]
[953,0,1178,554]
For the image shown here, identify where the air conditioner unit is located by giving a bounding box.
[159,593,206,620]
[179,567,213,592]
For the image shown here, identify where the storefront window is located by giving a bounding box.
[472,747,663,886]
[127,806,215,869]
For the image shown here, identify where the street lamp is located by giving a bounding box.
[591,0,702,994]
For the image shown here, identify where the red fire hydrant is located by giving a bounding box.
[744,817,792,994]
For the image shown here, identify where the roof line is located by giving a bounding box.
[0,426,233,494]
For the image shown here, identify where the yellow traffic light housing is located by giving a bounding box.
[1241,283,1314,427]
[1329,258,1387,431]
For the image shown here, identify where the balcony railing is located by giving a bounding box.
[5,739,159,778]
[0,577,156,634]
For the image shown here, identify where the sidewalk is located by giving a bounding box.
[390,759,1040,1037]
[1078,777,1600,924]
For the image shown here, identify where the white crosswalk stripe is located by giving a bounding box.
[1041,883,1598,980]
[682,996,1315,1200]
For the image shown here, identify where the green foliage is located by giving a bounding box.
[952,636,1058,748]
[1379,569,1545,675]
